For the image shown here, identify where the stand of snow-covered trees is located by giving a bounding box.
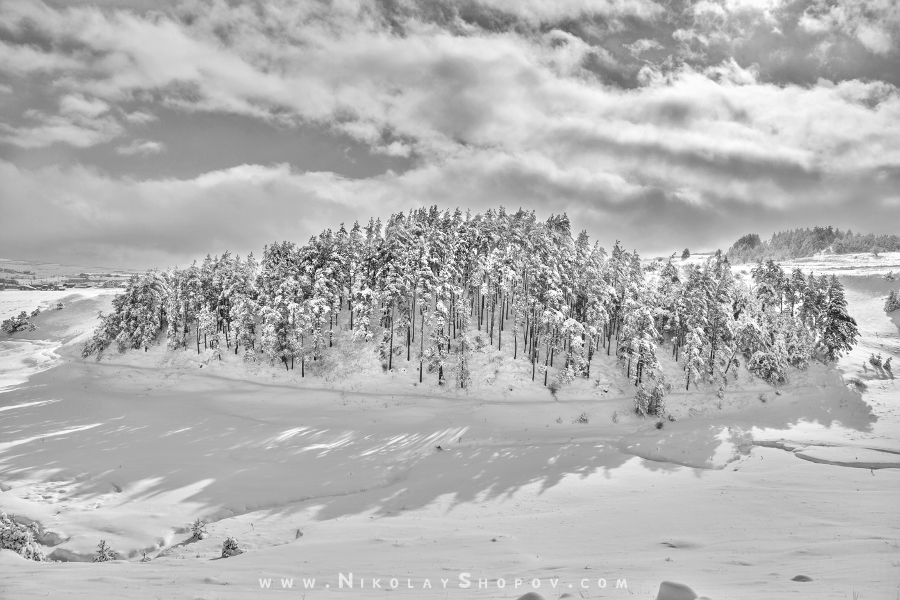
[82,208,858,407]
[727,226,900,263]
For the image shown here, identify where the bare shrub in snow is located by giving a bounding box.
[848,377,867,392]
[869,353,883,369]
[0,511,47,561]
[574,412,588,424]
[546,381,560,400]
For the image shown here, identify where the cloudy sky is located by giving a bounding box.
[1,0,898,268]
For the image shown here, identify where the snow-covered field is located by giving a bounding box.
[1,256,898,599]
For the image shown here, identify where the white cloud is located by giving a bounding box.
[451,0,664,23]
[0,94,123,148]
[123,110,157,125]
[115,139,165,155]
[371,141,412,157]
[625,38,664,57]
[799,0,900,56]
[0,38,83,75]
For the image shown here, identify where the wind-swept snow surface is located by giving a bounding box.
[0,257,898,599]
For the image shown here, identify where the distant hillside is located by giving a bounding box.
[727,227,900,263]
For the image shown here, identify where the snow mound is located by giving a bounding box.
[655,580,713,600]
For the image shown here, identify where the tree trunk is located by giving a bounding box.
[388,301,394,371]
[497,293,502,351]
[419,306,424,383]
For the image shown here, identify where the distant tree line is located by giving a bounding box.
[727,227,900,263]
[81,208,858,405]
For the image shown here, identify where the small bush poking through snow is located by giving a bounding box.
[869,353,883,368]
[56,302,64,310]
[221,536,242,558]
[191,519,208,540]
[547,381,560,399]
[848,377,868,392]
[92,540,115,562]
[612,411,619,424]
[655,420,664,430]
[574,412,588,424]
[0,510,47,561]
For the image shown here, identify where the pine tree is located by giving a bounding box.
[821,276,858,361]
[93,540,116,562]
[788,268,806,316]
[682,328,706,390]
[885,290,900,313]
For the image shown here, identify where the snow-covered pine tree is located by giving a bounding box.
[618,299,659,385]
[885,289,900,313]
[747,330,789,384]
[682,328,706,390]
[456,290,472,389]
[788,268,807,316]
[821,275,858,361]
[0,510,47,561]
[93,540,116,562]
